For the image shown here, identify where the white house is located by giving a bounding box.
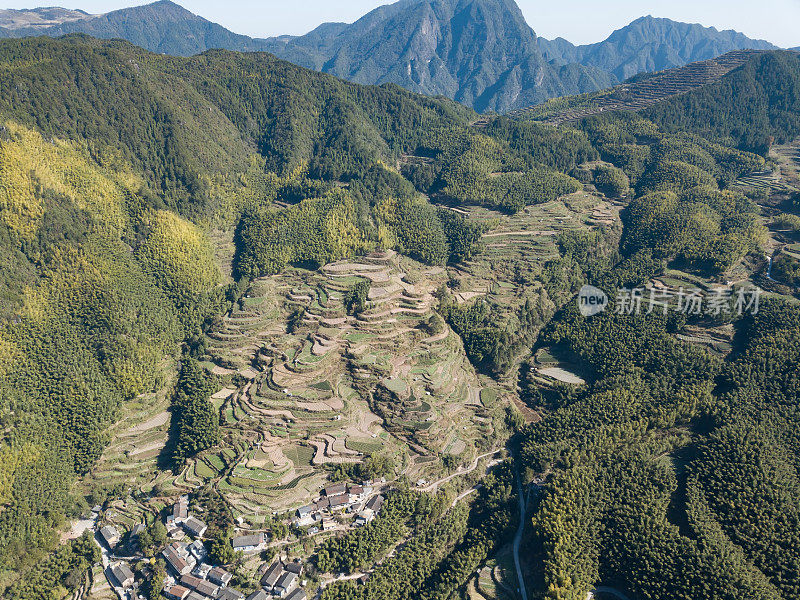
[231,532,266,553]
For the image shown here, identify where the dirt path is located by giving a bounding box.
[513,461,528,600]
[482,230,557,239]
[128,440,164,457]
[451,487,476,508]
[127,411,169,434]
[418,450,502,492]
[320,571,369,586]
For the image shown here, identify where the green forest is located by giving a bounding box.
[0,31,799,600]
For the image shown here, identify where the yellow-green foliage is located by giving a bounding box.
[435,130,581,213]
[638,160,718,195]
[623,187,765,272]
[98,331,164,400]
[376,196,449,265]
[0,122,133,238]
[0,122,219,569]
[0,443,41,506]
[0,335,18,379]
[203,156,280,226]
[593,164,630,198]
[13,241,179,400]
[137,209,221,307]
[375,198,400,250]
[0,133,41,239]
[532,465,600,600]
[775,213,800,232]
[235,191,371,278]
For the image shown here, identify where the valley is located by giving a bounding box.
[0,11,799,600]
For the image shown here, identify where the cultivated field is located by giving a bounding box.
[511,50,766,125]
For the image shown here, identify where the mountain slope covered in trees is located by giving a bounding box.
[1,29,800,600]
[0,0,778,113]
[0,33,474,582]
[0,35,472,216]
[642,50,800,154]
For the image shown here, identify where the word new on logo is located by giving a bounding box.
[577,285,608,317]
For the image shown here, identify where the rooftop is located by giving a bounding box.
[232,533,264,548]
[323,482,347,496]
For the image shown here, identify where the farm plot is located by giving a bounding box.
[197,250,506,518]
[77,384,178,497]
[443,194,619,366]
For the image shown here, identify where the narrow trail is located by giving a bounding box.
[451,487,476,507]
[417,450,502,492]
[513,462,528,600]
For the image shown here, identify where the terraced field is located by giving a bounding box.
[511,50,766,125]
[77,381,185,501]
[771,139,800,191]
[78,190,618,531]
[190,250,508,522]
[733,169,797,194]
[444,192,621,345]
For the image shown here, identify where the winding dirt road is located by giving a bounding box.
[513,464,528,600]
[417,450,502,493]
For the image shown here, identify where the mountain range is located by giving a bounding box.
[0,0,783,111]
[258,0,620,113]
[2,7,800,598]
[536,15,778,80]
[0,2,268,55]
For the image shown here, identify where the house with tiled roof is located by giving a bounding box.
[231,532,266,553]
[110,562,134,588]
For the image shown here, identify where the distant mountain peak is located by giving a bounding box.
[538,14,776,81]
[143,0,196,13]
[0,0,271,56]
[0,0,784,113]
[258,0,588,112]
[104,0,200,18]
[0,6,95,30]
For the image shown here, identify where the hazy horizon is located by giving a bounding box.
[2,0,799,48]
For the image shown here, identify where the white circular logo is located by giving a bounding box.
[577,285,608,317]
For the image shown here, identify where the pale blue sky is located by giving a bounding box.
[4,0,800,47]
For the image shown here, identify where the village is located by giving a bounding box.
[94,481,386,600]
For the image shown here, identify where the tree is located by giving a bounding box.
[143,560,166,600]
[171,359,220,466]
[344,279,370,315]
[207,534,236,566]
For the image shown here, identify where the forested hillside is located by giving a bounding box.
[1,29,799,600]
[0,120,224,572]
[0,34,588,593]
[643,50,800,155]
[0,35,472,218]
[509,91,800,599]
[0,33,473,587]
